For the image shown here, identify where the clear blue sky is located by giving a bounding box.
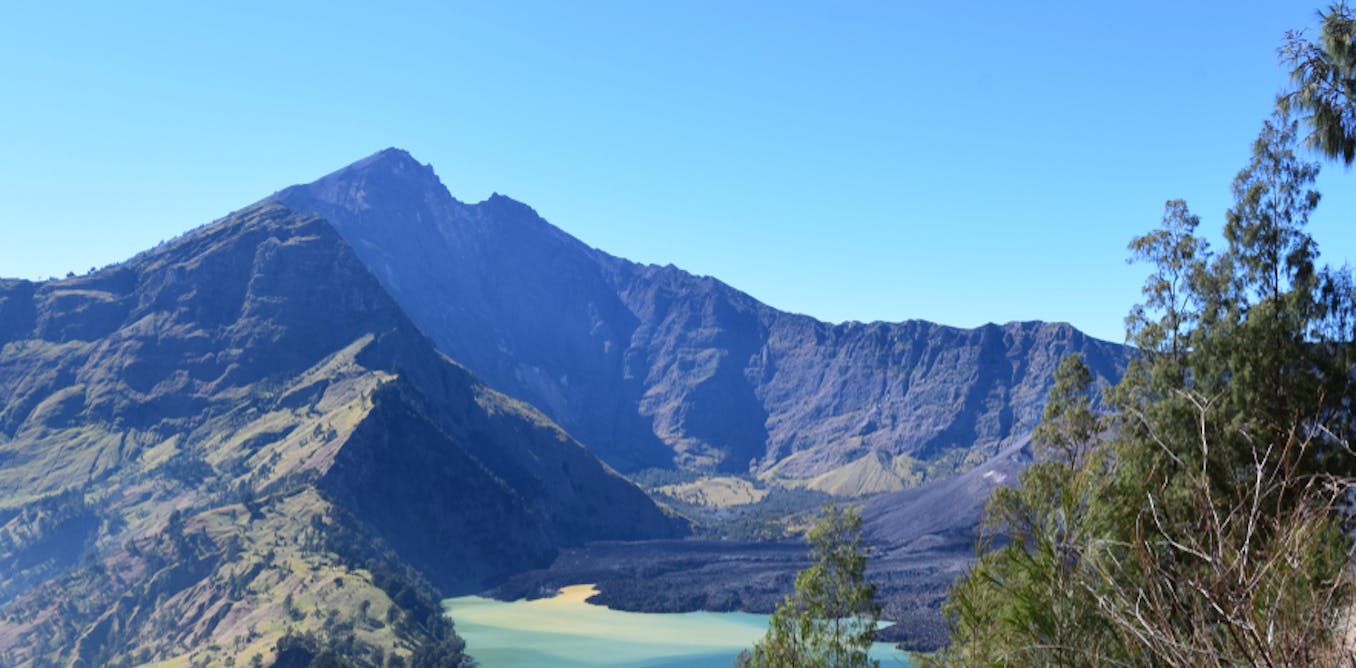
[1,2,1351,343]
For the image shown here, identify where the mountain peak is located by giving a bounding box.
[273,147,455,217]
[352,147,425,173]
[331,147,437,183]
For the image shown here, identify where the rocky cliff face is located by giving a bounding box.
[275,149,1130,488]
[0,203,683,666]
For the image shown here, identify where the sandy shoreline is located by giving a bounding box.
[535,583,600,607]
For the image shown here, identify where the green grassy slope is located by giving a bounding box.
[0,203,685,666]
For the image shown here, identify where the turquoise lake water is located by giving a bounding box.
[444,585,910,667]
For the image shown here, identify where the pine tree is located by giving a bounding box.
[1282,2,1356,165]
[929,355,1118,666]
[1088,111,1355,666]
[740,505,881,668]
[932,109,1356,666]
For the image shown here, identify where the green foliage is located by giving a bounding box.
[1088,110,1355,667]
[931,356,1120,666]
[741,504,881,668]
[933,27,1356,663]
[1282,2,1356,164]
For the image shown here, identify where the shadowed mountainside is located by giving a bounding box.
[0,203,683,667]
[275,148,1130,490]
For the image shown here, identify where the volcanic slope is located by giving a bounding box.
[0,202,684,667]
[275,148,1130,487]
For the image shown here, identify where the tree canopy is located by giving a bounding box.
[932,6,1356,665]
[1283,2,1356,165]
[740,504,882,668]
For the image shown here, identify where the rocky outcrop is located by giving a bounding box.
[275,148,1130,481]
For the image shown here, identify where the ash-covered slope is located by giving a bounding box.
[275,149,1130,486]
[0,203,683,666]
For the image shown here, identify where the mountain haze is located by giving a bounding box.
[0,147,1136,661]
[276,148,1130,489]
[0,202,682,666]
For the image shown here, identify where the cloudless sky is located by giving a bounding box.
[1,2,1352,343]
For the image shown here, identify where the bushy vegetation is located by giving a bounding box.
[663,483,837,541]
[739,505,882,668]
[317,505,470,667]
[929,6,1356,665]
[633,467,841,540]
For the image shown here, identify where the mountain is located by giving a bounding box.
[274,148,1130,490]
[0,147,1134,661]
[0,203,684,666]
